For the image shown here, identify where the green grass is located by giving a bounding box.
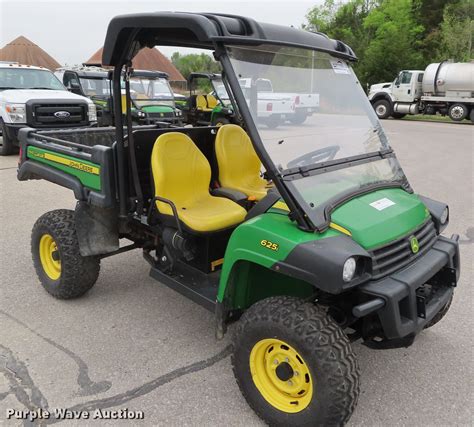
[400,114,464,124]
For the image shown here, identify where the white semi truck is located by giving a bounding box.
[368,61,474,122]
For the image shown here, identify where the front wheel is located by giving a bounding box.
[424,293,453,329]
[448,103,468,121]
[31,209,100,299]
[0,121,15,156]
[372,99,392,119]
[232,296,360,426]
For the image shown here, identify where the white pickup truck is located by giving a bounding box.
[240,78,319,125]
[0,62,97,155]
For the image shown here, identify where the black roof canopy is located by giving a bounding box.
[102,12,356,67]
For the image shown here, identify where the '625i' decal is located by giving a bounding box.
[260,239,279,251]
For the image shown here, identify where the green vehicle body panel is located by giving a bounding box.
[218,188,429,309]
[217,212,341,307]
[26,146,101,191]
[141,105,175,114]
[330,188,429,250]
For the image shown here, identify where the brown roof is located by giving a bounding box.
[84,46,185,81]
[0,35,61,70]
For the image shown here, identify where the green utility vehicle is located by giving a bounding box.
[182,72,235,126]
[18,13,460,426]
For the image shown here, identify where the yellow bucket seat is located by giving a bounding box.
[196,95,213,112]
[206,94,219,109]
[215,125,270,200]
[151,132,247,232]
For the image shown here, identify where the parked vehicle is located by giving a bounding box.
[0,62,97,155]
[239,77,319,124]
[128,69,183,125]
[55,66,113,126]
[18,12,460,426]
[56,67,182,126]
[183,72,236,126]
[368,61,474,122]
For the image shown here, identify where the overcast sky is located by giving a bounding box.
[0,0,324,65]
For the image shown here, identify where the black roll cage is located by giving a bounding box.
[102,12,358,230]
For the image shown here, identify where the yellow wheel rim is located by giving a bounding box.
[39,234,61,280]
[249,338,313,413]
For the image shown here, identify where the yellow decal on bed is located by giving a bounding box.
[29,150,100,175]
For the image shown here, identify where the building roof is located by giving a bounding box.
[84,46,185,81]
[0,35,61,70]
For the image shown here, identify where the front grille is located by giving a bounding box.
[370,219,437,279]
[28,103,88,127]
[147,111,175,119]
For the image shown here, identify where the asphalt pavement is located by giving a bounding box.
[0,119,472,426]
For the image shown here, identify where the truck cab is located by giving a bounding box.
[0,62,97,155]
[391,70,424,103]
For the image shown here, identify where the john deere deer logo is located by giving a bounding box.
[410,236,419,254]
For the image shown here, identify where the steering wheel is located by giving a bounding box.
[287,145,340,169]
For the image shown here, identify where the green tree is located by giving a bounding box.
[438,0,473,61]
[171,52,221,80]
[359,0,425,85]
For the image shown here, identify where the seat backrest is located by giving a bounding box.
[196,95,207,110]
[206,94,218,109]
[215,124,262,188]
[151,132,211,215]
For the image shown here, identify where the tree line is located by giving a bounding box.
[304,0,473,87]
[170,1,472,90]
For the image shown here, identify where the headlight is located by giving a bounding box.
[5,103,26,123]
[440,207,449,225]
[87,103,97,122]
[137,111,146,118]
[342,257,357,282]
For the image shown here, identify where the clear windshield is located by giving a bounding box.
[129,77,175,107]
[79,77,110,97]
[0,68,65,90]
[226,45,408,224]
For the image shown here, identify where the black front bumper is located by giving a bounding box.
[358,235,459,340]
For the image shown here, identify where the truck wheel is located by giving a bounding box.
[391,112,406,119]
[232,296,360,426]
[31,209,100,299]
[373,100,392,119]
[469,108,474,123]
[424,293,453,329]
[448,103,468,121]
[0,121,15,156]
[288,110,308,125]
[265,115,282,129]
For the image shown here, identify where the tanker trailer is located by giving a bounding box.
[368,61,474,122]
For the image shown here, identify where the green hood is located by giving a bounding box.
[331,188,429,250]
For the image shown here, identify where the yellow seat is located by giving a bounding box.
[206,94,219,109]
[215,124,271,200]
[196,94,213,112]
[151,132,247,232]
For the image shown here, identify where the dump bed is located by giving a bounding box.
[17,127,117,208]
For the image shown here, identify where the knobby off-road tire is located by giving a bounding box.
[232,296,360,426]
[31,209,100,299]
[424,293,453,329]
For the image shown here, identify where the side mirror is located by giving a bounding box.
[69,81,82,95]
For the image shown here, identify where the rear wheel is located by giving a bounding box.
[288,110,308,125]
[265,115,282,129]
[469,108,474,123]
[31,209,100,299]
[448,103,468,121]
[0,121,15,156]
[232,296,360,426]
[373,99,392,119]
